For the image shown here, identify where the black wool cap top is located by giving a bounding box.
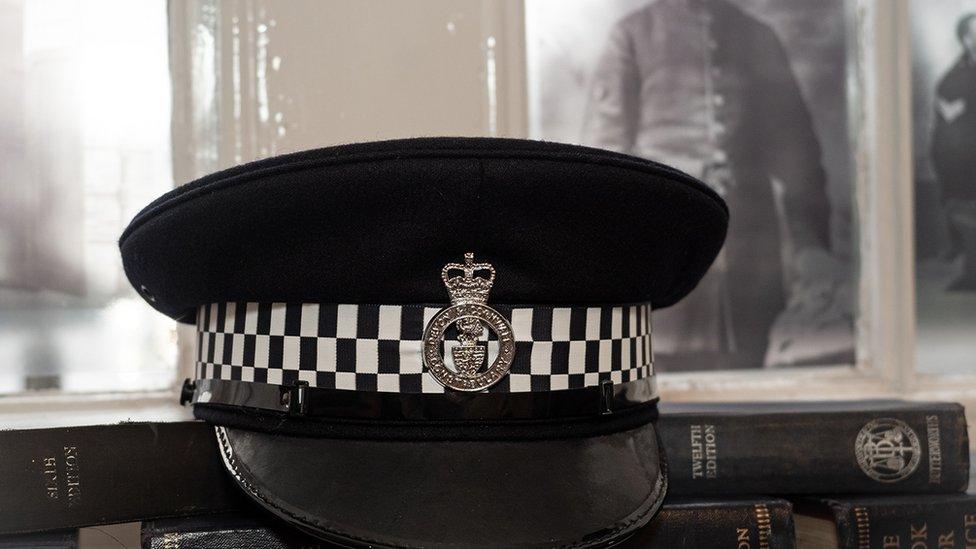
[120,137,727,323]
[119,137,728,549]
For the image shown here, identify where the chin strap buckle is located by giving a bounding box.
[179,379,196,406]
[282,380,309,416]
[600,380,614,415]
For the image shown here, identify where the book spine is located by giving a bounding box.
[658,405,969,495]
[625,499,795,549]
[0,529,77,549]
[0,422,244,534]
[142,515,329,549]
[144,500,795,549]
[830,496,976,549]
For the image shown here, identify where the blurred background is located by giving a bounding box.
[0,0,971,398]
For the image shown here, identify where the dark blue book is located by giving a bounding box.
[795,493,976,548]
[142,498,795,549]
[658,400,969,496]
[0,529,76,549]
[0,422,244,535]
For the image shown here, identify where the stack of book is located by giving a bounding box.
[0,400,970,548]
[636,401,972,548]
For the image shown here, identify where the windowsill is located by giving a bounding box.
[0,390,190,429]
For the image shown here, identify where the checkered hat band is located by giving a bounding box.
[195,302,653,394]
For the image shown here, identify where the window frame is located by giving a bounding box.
[1,0,972,428]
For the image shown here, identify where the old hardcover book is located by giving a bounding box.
[794,494,976,548]
[620,497,795,548]
[142,498,794,549]
[141,512,335,549]
[657,400,969,496]
[0,421,245,535]
[0,529,77,549]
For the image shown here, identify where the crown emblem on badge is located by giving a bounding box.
[423,252,516,391]
[442,253,496,305]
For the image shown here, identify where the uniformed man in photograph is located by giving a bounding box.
[931,12,976,291]
[583,0,835,370]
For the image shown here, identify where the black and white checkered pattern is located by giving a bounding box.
[195,302,653,394]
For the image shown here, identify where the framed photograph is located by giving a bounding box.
[526,0,856,372]
[910,0,976,376]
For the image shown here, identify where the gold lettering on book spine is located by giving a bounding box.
[855,506,870,549]
[754,504,771,549]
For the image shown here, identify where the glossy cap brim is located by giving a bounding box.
[214,421,666,548]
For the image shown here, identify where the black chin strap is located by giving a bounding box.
[194,398,661,442]
[184,375,658,422]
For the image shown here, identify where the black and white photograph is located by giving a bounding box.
[912,0,976,375]
[526,0,856,371]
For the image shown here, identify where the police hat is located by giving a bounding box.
[120,137,727,547]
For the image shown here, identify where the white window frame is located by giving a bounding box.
[1,0,971,428]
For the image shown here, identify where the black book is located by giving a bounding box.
[0,530,77,549]
[657,400,969,496]
[141,511,334,549]
[794,493,976,548]
[619,497,795,549]
[0,421,245,535]
[141,497,795,549]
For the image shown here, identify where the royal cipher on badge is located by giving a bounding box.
[423,253,516,391]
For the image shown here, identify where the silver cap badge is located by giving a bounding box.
[423,253,516,391]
